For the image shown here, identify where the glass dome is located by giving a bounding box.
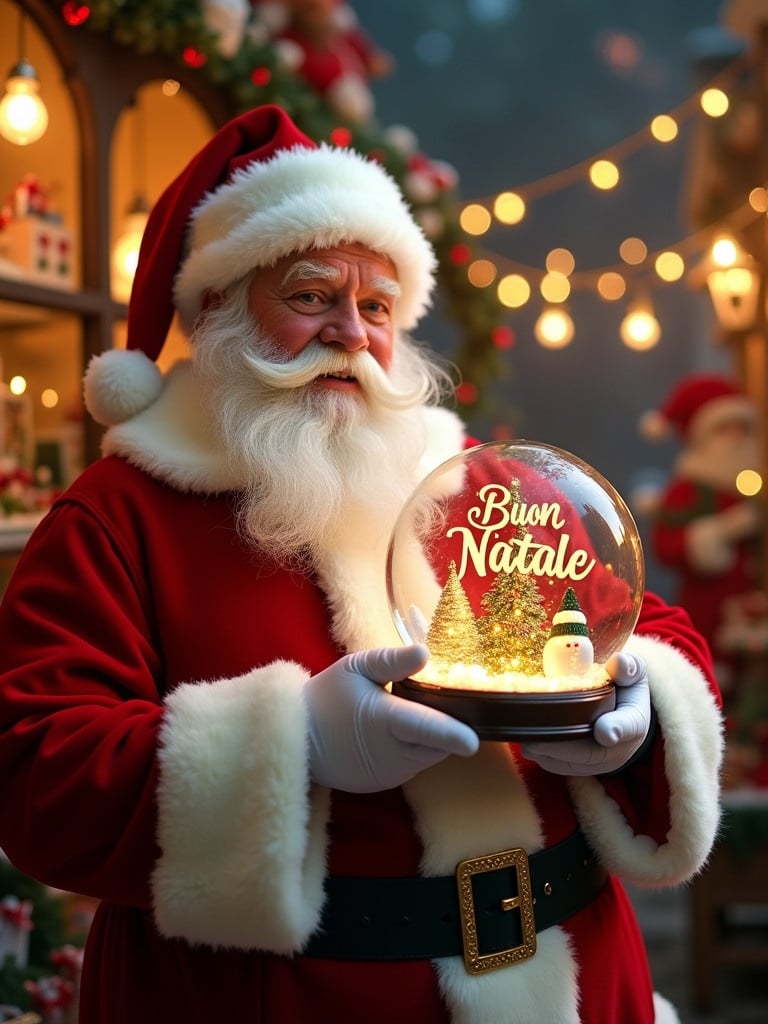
[387,440,644,699]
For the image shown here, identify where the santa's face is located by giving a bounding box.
[191,264,450,565]
[245,243,399,389]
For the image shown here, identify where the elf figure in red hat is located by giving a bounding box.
[0,106,722,1024]
[641,373,764,693]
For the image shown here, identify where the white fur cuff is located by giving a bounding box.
[152,660,330,952]
[569,634,723,886]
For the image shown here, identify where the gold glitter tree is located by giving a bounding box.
[477,478,549,675]
[425,561,482,665]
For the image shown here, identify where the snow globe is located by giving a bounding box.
[386,440,644,740]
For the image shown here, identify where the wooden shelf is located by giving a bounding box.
[0,276,127,319]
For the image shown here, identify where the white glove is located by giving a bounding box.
[303,644,479,793]
[520,652,652,776]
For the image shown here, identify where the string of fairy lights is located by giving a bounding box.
[452,49,767,351]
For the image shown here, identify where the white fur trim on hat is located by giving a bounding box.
[83,349,165,426]
[687,393,756,443]
[174,143,437,335]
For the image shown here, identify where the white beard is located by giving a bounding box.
[191,279,452,567]
[676,429,761,492]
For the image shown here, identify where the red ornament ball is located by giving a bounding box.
[61,1,90,26]
[455,381,478,405]
[182,47,208,68]
[449,244,472,266]
[329,127,353,148]
[491,325,515,349]
[250,67,272,87]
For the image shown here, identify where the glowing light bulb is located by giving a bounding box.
[460,204,492,236]
[112,198,149,303]
[620,300,660,350]
[534,306,574,348]
[736,469,762,497]
[497,274,530,309]
[701,88,729,118]
[0,62,48,145]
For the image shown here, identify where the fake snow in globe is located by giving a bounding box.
[386,440,645,740]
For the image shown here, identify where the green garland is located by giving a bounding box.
[53,0,507,410]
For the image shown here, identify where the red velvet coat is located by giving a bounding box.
[0,364,722,1024]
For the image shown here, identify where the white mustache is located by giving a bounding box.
[241,343,432,410]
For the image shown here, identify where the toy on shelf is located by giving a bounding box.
[0,175,75,291]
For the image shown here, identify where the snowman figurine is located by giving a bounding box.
[542,587,594,679]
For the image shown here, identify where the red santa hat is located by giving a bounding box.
[84,104,437,426]
[639,373,756,444]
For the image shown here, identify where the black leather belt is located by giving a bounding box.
[302,829,607,974]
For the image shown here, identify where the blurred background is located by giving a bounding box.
[0,1,766,1021]
[363,0,729,598]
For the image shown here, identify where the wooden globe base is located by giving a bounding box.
[392,677,616,741]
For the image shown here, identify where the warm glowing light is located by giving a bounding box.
[493,191,526,225]
[650,114,678,142]
[619,237,647,265]
[736,469,762,496]
[540,272,571,303]
[654,251,685,282]
[41,388,59,409]
[620,301,660,350]
[702,235,760,332]
[497,274,531,308]
[460,203,492,235]
[711,236,738,267]
[701,88,729,118]
[161,79,180,96]
[534,306,575,348]
[545,248,575,276]
[718,267,754,297]
[0,63,49,145]
[9,375,26,395]
[749,187,768,212]
[589,159,620,190]
[112,202,149,303]
[597,272,626,300]
[467,259,497,287]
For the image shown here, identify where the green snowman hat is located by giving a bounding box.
[549,587,589,638]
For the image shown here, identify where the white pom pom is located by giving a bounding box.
[84,349,164,426]
[638,409,670,441]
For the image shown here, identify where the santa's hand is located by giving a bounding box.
[520,653,652,776]
[303,645,479,793]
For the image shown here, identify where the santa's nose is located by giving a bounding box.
[318,301,369,351]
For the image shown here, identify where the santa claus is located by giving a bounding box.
[641,372,763,691]
[0,106,722,1023]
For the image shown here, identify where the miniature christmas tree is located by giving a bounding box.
[425,561,482,665]
[477,479,549,676]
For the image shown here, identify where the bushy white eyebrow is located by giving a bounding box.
[370,276,401,299]
[281,260,340,286]
[280,262,401,299]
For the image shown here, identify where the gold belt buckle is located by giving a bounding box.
[455,847,537,974]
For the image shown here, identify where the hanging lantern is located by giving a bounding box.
[693,235,761,333]
[0,9,48,146]
[0,59,48,146]
[112,195,149,303]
